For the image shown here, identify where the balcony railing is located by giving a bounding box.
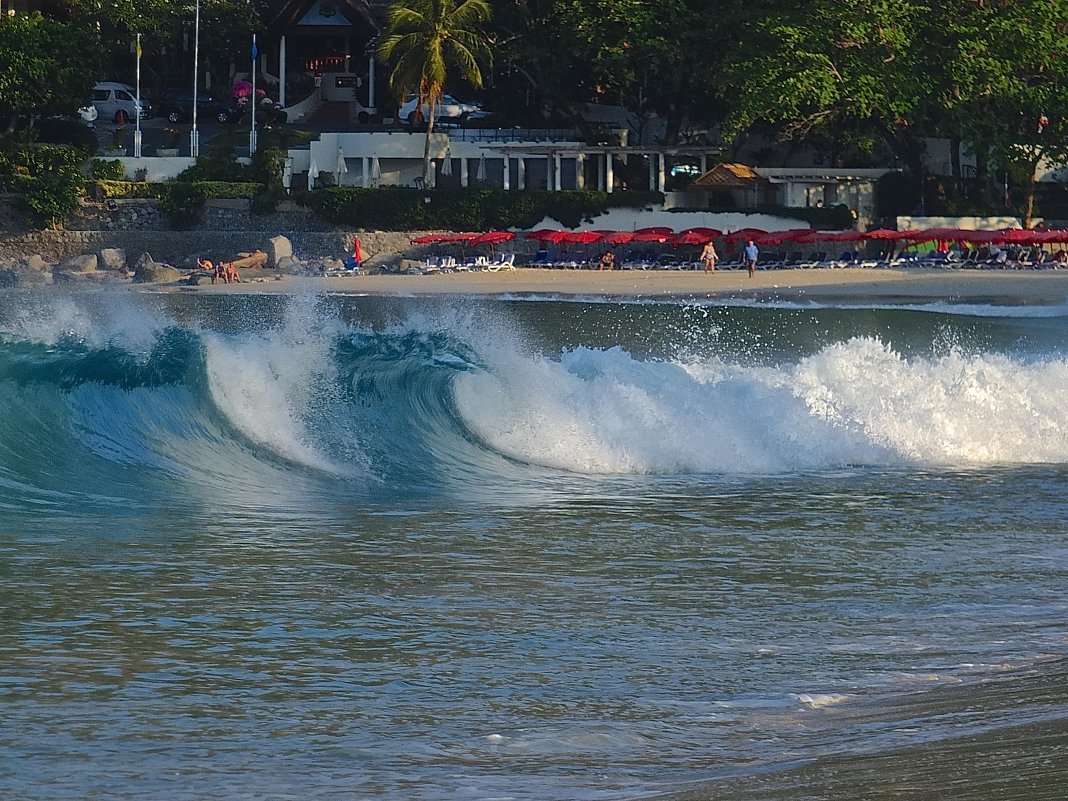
[446,127,583,144]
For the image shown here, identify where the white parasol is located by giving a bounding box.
[475,153,486,182]
[371,156,382,186]
[336,147,348,185]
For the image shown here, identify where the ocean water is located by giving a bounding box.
[0,288,1065,800]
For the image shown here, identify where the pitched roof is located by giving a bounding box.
[691,163,759,188]
[255,0,380,33]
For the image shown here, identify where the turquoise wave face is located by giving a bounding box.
[3,291,1068,515]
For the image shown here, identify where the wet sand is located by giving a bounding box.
[186,267,1068,305]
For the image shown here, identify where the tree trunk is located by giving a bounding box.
[422,101,436,188]
[1023,158,1039,229]
[950,134,962,198]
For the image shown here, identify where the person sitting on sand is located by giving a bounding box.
[598,250,615,271]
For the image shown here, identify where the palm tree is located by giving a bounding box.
[377,0,492,188]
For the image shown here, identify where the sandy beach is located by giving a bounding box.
[184,267,1068,304]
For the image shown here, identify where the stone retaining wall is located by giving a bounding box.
[0,198,503,267]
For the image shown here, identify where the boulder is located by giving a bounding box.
[230,250,268,270]
[133,254,182,284]
[275,255,299,272]
[97,247,127,271]
[58,254,98,273]
[321,258,344,272]
[266,235,292,268]
[15,266,50,286]
[24,254,49,272]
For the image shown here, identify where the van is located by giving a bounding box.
[91,82,151,123]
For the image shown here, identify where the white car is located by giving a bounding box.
[397,93,485,125]
[85,82,151,123]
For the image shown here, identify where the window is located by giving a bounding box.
[92,90,109,101]
[116,90,133,101]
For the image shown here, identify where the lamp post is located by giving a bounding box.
[190,0,200,157]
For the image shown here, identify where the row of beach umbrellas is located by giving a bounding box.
[410,226,1068,251]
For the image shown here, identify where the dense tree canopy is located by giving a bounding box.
[0,12,104,130]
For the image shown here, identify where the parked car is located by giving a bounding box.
[156,89,230,124]
[397,93,486,125]
[89,82,151,123]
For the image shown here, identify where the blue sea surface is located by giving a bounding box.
[0,290,1065,800]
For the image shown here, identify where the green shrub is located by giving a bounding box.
[306,188,662,230]
[89,158,126,181]
[160,182,206,229]
[97,180,262,200]
[15,169,84,228]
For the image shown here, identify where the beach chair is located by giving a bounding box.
[487,253,515,272]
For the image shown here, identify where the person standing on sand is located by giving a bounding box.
[743,239,759,277]
[700,241,718,273]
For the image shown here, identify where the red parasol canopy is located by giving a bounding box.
[472,231,516,246]
[1035,228,1068,243]
[599,230,636,245]
[724,227,767,244]
[631,229,673,243]
[864,228,907,240]
[996,228,1044,244]
[751,228,811,246]
[525,229,563,242]
[561,230,604,245]
[671,227,722,245]
[633,226,675,236]
[411,233,447,245]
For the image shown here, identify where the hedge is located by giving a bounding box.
[95,180,264,200]
[305,187,664,230]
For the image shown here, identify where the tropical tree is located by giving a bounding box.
[0,12,104,132]
[377,0,492,186]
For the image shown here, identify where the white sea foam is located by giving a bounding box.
[455,335,1068,473]
[202,295,356,475]
[795,693,850,709]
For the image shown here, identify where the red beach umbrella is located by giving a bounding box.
[472,231,516,246]
[672,227,722,245]
[600,230,636,245]
[631,229,672,243]
[864,228,907,240]
[525,229,562,242]
[724,227,767,244]
[996,228,1044,244]
[411,233,448,245]
[561,230,605,245]
[633,226,675,236]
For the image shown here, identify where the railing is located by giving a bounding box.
[446,127,583,144]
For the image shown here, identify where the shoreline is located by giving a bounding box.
[173,267,1068,305]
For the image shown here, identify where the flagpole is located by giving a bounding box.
[190,0,200,158]
[250,33,258,156]
[134,33,142,158]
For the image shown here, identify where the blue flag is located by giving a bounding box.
[251,40,258,60]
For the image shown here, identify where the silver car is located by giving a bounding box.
[90,82,151,123]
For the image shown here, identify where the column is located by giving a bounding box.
[700,153,708,174]
[460,158,469,188]
[605,153,614,193]
[517,157,526,190]
[279,36,287,107]
[502,157,510,190]
[576,154,586,190]
[553,153,562,191]
[657,153,666,193]
[596,153,604,191]
[362,157,369,188]
[648,155,655,191]
[368,52,377,112]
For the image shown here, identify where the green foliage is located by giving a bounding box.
[0,13,105,124]
[98,180,262,200]
[14,169,84,229]
[90,159,127,181]
[176,142,253,183]
[378,0,493,184]
[306,187,661,230]
[159,182,206,229]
